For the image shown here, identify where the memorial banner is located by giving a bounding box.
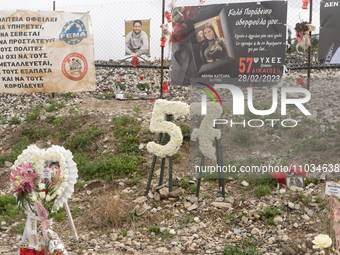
[171,1,287,86]
[319,0,340,64]
[0,10,95,93]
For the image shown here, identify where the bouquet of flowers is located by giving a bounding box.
[10,145,77,254]
[116,77,126,91]
[137,76,150,92]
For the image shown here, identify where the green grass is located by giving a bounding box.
[224,238,259,255]
[149,226,160,234]
[0,195,24,222]
[0,136,30,166]
[254,185,271,197]
[65,126,104,152]
[232,129,254,146]
[181,178,189,188]
[257,205,284,218]
[120,230,127,237]
[26,104,43,122]
[51,206,66,222]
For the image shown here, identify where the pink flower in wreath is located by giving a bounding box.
[9,162,38,195]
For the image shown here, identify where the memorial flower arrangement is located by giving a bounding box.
[137,76,150,92]
[116,77,126,91]
[9,145,78,254]
[190,102,222,161]
[147,99,190,158]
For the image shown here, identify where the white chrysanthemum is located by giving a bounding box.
[190,102,222,160]
[147,100,190,158]
[38,183,46,190]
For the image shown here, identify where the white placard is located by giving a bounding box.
[325,182,340,196]
[41,168,51,179]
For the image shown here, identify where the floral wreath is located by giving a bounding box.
[9,145,77,252]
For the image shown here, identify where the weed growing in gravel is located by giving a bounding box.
[9,116,20,125]
[228,214,235,221]
[149,226,160,234]
[257,205,284,218]
[0,136,30,166]
[75,181,86,190]
[161,230,176,241]
[181,178,189,188]
[133,105,140,113]
[51,207,66,222]
[298,193,312,206]
[266,217,275,225]
[11,222,25,234]
[232,128,254,146]
[120,230,127,237]
[183,214,194,224]
[173,152,181,163]
[45,100,65,112]
[304,178,318,186]
[224,238,259,254]
[26,104,43,122]
[254,185,271,197]
[190,184,197,193]
[164,212,170,218]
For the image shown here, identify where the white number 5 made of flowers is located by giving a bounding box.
[146,99,190,158]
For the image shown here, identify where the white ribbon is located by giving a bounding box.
[26,213,40,250]
[48,228,68,254]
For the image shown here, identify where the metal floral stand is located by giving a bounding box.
[145,114,174,195]
[195,124,225,198]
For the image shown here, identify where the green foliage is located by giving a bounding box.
[20,125,48,141]
[75,152,143,181]
[116,83,126,91]
[183,214,195,224]
[164,212,170,218]
[177,123,190,140]
[75,181,86,190]
[0,195,24,222]
[305,178,318,186]
[266,217,275,225]
[254,185,271,197]
[0,136,30,166]
[298,193,312,206]
[120,230,127,237]
[51,206,66,222]
[228,214,235,221]
[100,93,115,99]
[9,116,20,125]
[11,222,26,234]
[137,82,150,91]
[181,178,189,188]
[190,184,197,193]
[160,230,176,241]
[247,177,278,187]
[257,205,284,218]
[133,105,140,113]
[62,92,77,100]
[26,104,43,122]
[224,238,259,255]
[149,226,160,234]
[232,129,254,146]
[65,126,104,152]
[45,100,65,112]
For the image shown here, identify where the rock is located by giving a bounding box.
[169,197,177,201]
[225,197,235,204]
[251,228,260,235]
[253,211,261,219]
[110,233,118,241]
[86,190,92,195]
[215,197,224,202]
[288,202,295,209]
[133,196,147,204]
[148,192,154,199]
[188,204,198,211]
[274,215,283,224]
[241,216,248,222]
[136,207,147,216]
[281,245,296,255]
[155,184,165,190]
[234,229,242,234]
[4,161,12,167]
[294,204,300,210]
[241,181,249,186]
[211,202,232,209]
[159,187,169,199]
[293,223,298,228]
[184,202,192,209]
[302,214,310,221]
[199,222,206,228]
[307,209,313,217]
[154,192,161,201]
[168,189,182,198]
[188,196,198,203]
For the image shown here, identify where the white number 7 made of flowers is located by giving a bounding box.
[146,100,190,158]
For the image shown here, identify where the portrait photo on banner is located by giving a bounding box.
[125,19,150,56]
[171,2,287,86]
